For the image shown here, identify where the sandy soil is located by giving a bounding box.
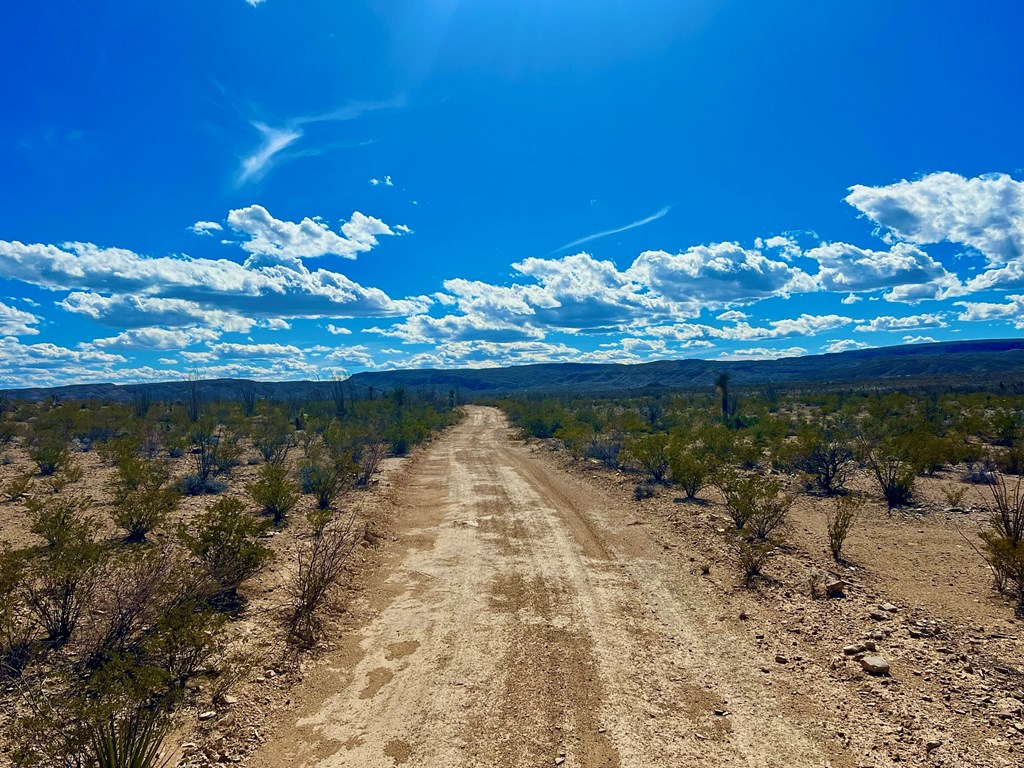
[246,406,1024,768]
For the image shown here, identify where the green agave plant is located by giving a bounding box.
[90,711,170,768]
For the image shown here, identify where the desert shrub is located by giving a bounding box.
[249,412,294,464]
[178,497,272,607]
[87,546,187,661]
[3,470,33,501]
[211,430,243,475]
[0,547,33,678]
[669,447,708,499]
[354,440,389,487]
[788,425,854,495]
[717,473,791,538]
[997,443,1024,476]
[27,493,94,548]
[28,435,70,477]
[940,482,969,510]
[249,462,300,526]
[826,495,861,561]
[286,511,359,647]
[866,452,916,509]
[89,709,170,768]
[623,433,671,483]
[979,475,1024,600]
[633,481,657,500]
[109,458,179,542]
[963,455,998,484]
[730,534,774,584]
[299,453,354,510]
[25,532,102,645]
[586,430,625,467]
[554,420,595,459]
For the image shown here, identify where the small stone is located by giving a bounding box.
[926,740,942,752]
[775,654,789,664]
[869,630,884,641]
[825,578,846,598]
[843,644,866,655]
[869,610,890,622]
[864,640,877,652]
[264,670,277,679]
[860,655,890,675]
[555,758,565,766]
[198,710,218,721]
[714,708,729,716]
[880,602,899,613]
[222,695,238,706]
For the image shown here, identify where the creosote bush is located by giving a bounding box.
[299,452,354,510]
[668,448,708,500]
[178,497,273,608]
[826,495,861,562]
[109,457,180,542]
[865,451,916,509]
[249,462,300,526]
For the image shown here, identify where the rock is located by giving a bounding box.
[775,654,789,664]
[860,655,890,675]
[926,740,942,752]
[825,577,846,598]
[880,602,899,613]
[739,610,748,620]
[222,695,238,706]
[198,710,218,721]
[264,670,276,679]
[555,758,565,766]
[869,609,890,621]
[869,630,884,641]
[864,640,877,652]
[843,644,865,655]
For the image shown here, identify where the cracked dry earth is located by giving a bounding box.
[254,406,861,768]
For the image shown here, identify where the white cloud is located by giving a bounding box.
[91,327,220,350]
[553,204,671,253]
[840,293,862,305]
[845,172,1024,266]
[955,295,1024,329]
[188,221,223,236]
[643,314,851,343]
[227,205,399,262]
[717,346,807,360]
[0,300,41,336]
[238,123,303,185]
[716,310,748,322]
[245,0,265,6]
[369,175,394,187]
[158,358,178,365]
[807,241,962,301]
[824,339,870,354]
[0,238,424,329]
[326,324,352,335]
[902,335,938,344]
[261,318,291,330]
[207,342,304,360]
[853,313,948,332]
[628,242,817,307]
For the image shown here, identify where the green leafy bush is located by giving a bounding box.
[109,458,179,542]
[249,462,300,526]
[178,497,272,606]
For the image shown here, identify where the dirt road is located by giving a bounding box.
[252,406,847,767]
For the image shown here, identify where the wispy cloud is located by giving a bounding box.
[552,205,672,254]
[235,98,404,187]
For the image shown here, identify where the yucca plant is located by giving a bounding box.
[90,710,170,768]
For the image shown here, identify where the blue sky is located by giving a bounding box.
[1,0,1023,386]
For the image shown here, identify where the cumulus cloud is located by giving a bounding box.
[845,172,1024,266]
[91,327,220,350]
[824,339,870,354]
[807,241,962,301]
[955,295,1024,329]
[188,221,223,236]
[227,205,399,261]
[206,342,304,360]
[853,313,948,332]
[369,176,393,186]
[0,239,424,330]
[717,346,807,360]
[326,324,352,335]
[0,300,41,336]
[902,335,938,345]
[643,314,852,343]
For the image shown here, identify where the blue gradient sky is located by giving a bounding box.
[1,0,1023,386]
